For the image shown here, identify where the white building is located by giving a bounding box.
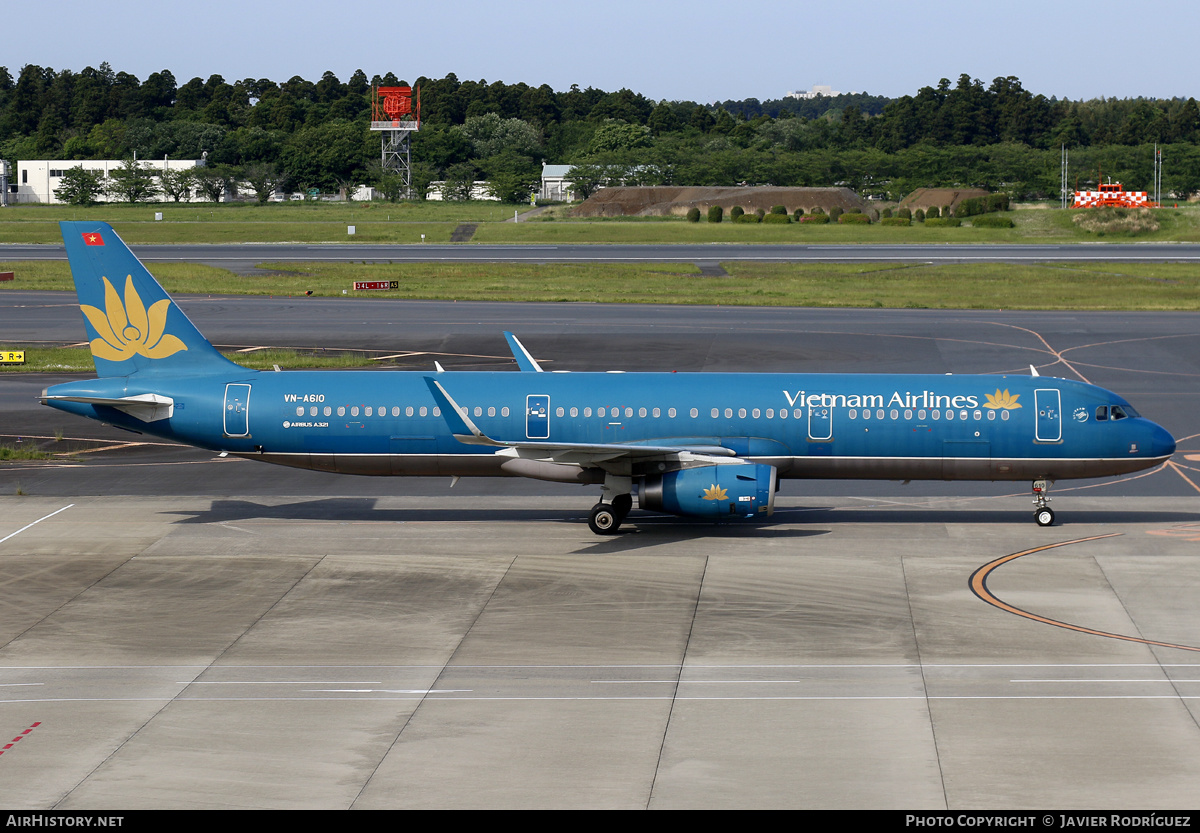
[785,85,860,100]
[9,159,204,204]
[425,180,498,201]
[539,164,577,202]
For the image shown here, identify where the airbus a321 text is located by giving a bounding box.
[43,222,1176,534]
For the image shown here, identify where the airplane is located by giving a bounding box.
[42,221,1177,534]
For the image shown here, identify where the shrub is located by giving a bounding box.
[793,208,805,219]
[847,207,862,214]
[734,212,762,223]
[897,207,911,220]
[730,205,745,220]
[828,206,843,222]
[942,205,951,217]
[925,217,961,227]
[799,214,831,224]
[763,212,790,224]
[881,217,910,226]
[881,207,893,219]
[839,213,870,224]
[686,207,701,223]
[926,206,939,219]
[770,205,787,215]
[811,206,825,215]
[914,208,925,222]
[707,205,723,223]
[755,208,765,220]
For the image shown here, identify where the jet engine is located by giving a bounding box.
[639,463,777,519]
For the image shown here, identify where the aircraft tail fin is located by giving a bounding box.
[60,221,240,377]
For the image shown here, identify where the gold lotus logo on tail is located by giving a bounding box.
[702,484,728,501]
[81,275,187,361]
[983,388,1021,409]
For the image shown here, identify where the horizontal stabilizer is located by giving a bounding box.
[42,392,175,422]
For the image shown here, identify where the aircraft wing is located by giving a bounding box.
[423,377,737,465]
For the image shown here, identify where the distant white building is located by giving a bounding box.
[426,180,498,201]
[785,85,860,100]
[9,159,204,204]
[539,164,578,202]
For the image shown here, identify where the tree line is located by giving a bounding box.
[3,63,1198,203]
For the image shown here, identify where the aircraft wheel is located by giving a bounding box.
[611,493,633,521]
[588,504,621,535]
[1035,507,1056,527]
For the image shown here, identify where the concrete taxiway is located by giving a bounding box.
[1,298,1198,808]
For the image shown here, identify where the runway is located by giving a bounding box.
[1,297,1199,808]
[5,241,1200,273]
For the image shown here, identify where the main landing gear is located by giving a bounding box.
[1032,478,1055,527]
[588,476,633,535]
[589,493,632,535]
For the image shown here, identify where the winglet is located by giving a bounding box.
[1030,365,1040,377]
[503,332,543,372]
[423,377,502,446]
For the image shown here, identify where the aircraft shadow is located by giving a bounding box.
[168,500,1199,533]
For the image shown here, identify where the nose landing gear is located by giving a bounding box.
[1032,479,1055,526]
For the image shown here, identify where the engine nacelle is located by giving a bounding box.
[639,463,777,519]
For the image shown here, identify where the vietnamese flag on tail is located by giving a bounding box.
[82,232,104,246]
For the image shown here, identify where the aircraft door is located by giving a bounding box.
[808,405,833,440]
[1035,388,1061,442]
[224,383,251,437]
[526,394,550,439]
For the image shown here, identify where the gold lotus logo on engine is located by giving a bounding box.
[983,389,1021,409]
[702,484,729,501]
[81,276,188,361]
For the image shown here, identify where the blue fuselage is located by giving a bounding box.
[44,368,1177,483]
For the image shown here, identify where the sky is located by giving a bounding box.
[9,0,1200,103]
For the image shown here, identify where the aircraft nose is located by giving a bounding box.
[1149,423,1176,459]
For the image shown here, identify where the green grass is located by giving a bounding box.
[6,259,1200,310]
[5,201,1200,243]
[0,445,57,461]
[0,345,412,373]
[0,201,527,244]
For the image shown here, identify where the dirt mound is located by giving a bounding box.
[900,188,990,212]
[573,186,868,217]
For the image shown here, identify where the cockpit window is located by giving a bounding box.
[1111,405,1128,420]
[1095,406,1108,421]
